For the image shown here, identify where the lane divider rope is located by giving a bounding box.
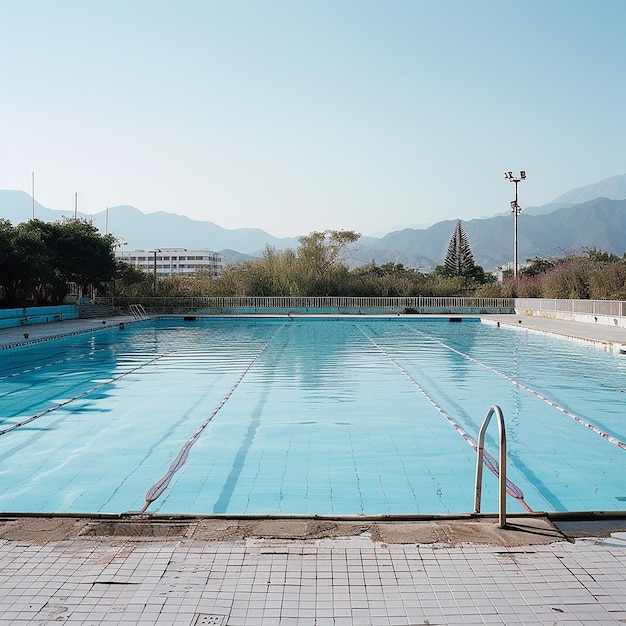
[0,353,168,437]
[359,327,531,512]
[0,347,110,382]
[140,324,285,513]
[409,326,626,451]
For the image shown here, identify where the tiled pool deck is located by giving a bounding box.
[1,313,626,625]
[0,518,625,625]
[0,527,623,625]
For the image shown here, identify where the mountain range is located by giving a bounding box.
[2,173,626,271]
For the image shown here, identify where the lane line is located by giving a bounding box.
[141,325,286,513]
[408,326,626,451]
[0,354,167,436]
[0,348,110,382]
[358,326,531,511]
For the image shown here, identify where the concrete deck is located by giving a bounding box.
[0,315,138,350]
[484,313,626,351]
[1,314,626,624]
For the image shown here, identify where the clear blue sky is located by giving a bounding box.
[1,0,625,237]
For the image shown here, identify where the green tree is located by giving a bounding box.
[107,261,153,298]
[439,220,495,288]
[583,247,622,263]
[0,218,119,306]
[0,220,57,306]
[295,230,360,295]
[443,220,475,277]
[519,256,556,278]
[31,218,117,296]
[350,262,429,296]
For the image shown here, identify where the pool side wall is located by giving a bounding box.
[0,305,79,329]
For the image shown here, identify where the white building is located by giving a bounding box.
[495,261,529,281]
[115,248,222,278]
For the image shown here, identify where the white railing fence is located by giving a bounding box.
[514,298,626,325]
[97,296,515,314]
[96,295,626,324]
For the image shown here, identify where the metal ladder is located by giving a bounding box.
[129,304,148,320]
[474,405,508,528]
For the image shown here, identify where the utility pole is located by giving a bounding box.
[504,171,526,278]
[150,249,161,293]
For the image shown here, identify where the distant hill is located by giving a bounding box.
[219,249,257,266]
[0,190,75,223]
[373,197,626,270]
[102,205,300,253]
[0,191,299,255]
[3,174,626,271]
[551,173,626,205]
[524,173,626,216]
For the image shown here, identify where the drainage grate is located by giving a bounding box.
[193,615,227,626]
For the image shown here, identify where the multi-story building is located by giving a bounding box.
[115,248,222,278]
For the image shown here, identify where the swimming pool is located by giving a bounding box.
[0,317,625,516]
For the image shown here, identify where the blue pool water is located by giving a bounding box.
[0,317,625,516]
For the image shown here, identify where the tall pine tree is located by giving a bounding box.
[444,220,475,277]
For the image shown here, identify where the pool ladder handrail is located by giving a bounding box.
[129,304,148,320]
[474,405,507,528]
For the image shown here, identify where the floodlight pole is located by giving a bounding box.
[505,171,526,278]
[149,249,161,294]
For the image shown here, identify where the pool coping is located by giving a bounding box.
[1,511,626,547]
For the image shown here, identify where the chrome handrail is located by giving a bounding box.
[474,405,507,528]
[129,304,148,320]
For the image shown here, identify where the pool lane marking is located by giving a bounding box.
[141,324,286,513]
[359,328,531,512]
[408,326,626,452]
[0,346,112,382]
[0,354,168,436]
